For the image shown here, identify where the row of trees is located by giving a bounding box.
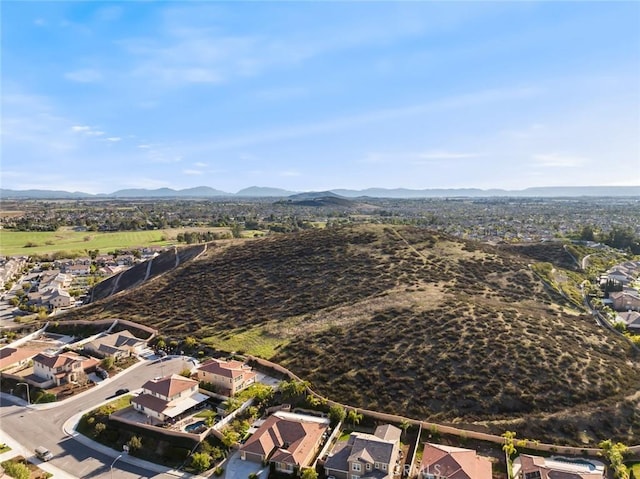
[579,225,640,254]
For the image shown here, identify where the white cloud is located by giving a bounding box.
[65,69,103,83]
[532,153,588,168]
[183,169,203,175]
[34,18,46,27]
[70,125,104,136]
[194,162,208,167]
[106,137,122,142]
[137,144,152,149]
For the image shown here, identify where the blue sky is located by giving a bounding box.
[2,1,639,194]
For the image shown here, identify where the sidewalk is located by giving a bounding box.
[1,356,209,479]
[0,427,77,479]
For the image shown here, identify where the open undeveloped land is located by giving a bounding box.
[0,227,234,257]
[63,224,640,444]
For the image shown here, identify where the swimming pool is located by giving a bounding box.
[551,457,598,472]
[184,420,207,433]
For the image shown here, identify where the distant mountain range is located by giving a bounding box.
[0,185,638,199]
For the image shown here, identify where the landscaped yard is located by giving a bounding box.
[627,462,640,476]
[1,456,52,479]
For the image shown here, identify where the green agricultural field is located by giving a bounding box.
[0,227,231,257]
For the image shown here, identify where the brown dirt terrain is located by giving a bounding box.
[62,224,640,443]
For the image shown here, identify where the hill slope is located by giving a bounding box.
[65,225,640,441]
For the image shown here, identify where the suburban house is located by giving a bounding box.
[195,358,256,396]
[324,424,402,479]
[513,454,605,479]
[47,288,73,308]
[419,443,492,479]
[83,330,147,359]
[131,374,209,423]
[609,291,640,312]
[64,264,91,276]
[33,351,89,387]
[617,311,640,333]
[0,347,40,372]
[240,411,330,474]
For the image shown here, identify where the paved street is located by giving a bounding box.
[0,356,200,479]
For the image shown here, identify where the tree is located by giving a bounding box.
[190,452,211,472]
[399,419,411,440]
[301,468,318,479]
[223,397,242,413]
[599,439,629,479]
[347,409,363,427]
[184,336,197,349]
[127,435,143,453]
[221,427,240,448]
[179,368,193,378]
[94,422,106,436]
[279,379,309,399]
[329,405,346,427]
[101,356,115,371]
[502,431,517,479]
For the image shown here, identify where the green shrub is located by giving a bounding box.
[1,460,30,479]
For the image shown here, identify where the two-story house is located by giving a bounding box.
[131,374,209,423]
[33,351,86,387]
[240,411,329,474]
[324,424,401,479]
[195,358,256,396]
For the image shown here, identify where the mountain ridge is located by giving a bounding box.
[1,185,639,199]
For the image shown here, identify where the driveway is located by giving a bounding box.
[223,450,269,479]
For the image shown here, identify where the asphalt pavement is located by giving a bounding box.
[0,356,208,479]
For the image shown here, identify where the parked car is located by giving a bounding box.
[115,388,130,396]
[96,368,109,379]
[35,446,53,461]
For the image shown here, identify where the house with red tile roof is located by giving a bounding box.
[131,374,209,423]
[195,358,256,396]
[32,351,88,387]
[0,347,41,372]
[240,411,330,474]
[419,443,492,479]
[513,454,605,479]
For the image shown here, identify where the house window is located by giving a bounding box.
[374,462,380,470]
[366,464,371,471]
[352,463,362,472]
[381,464,387,471]
[351,476,360,479]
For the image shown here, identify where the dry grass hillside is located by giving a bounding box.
[64,224,640,442]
